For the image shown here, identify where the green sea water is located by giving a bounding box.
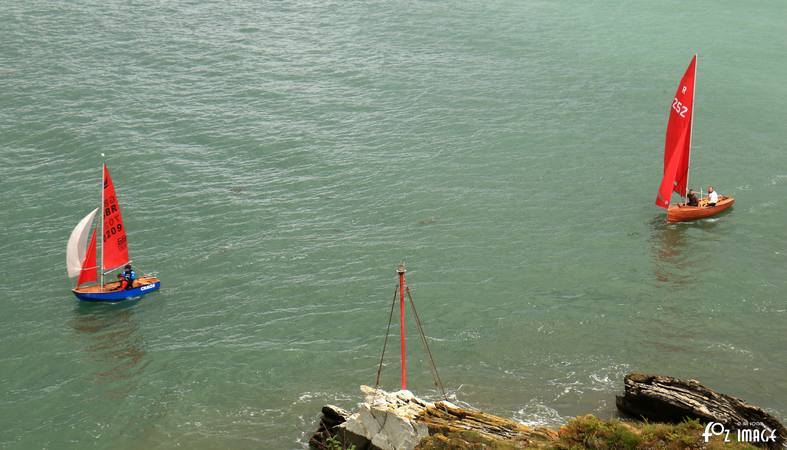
[1,1,786,448]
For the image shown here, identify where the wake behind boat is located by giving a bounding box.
[655,55,735,223]
[66,162,160,302]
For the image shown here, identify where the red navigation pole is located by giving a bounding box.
[374,262,446,397]
[397,262,407,390]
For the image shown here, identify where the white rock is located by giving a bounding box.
[341,386,433,450]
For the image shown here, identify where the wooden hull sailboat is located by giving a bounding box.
[66,162,160,302]
[655,55,734,223]
[667,196,735,223]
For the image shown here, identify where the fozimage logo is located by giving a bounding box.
[702,421,777,444]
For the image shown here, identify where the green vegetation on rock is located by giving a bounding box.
[416,415,761,450]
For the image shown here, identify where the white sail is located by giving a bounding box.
[66,208,98,278]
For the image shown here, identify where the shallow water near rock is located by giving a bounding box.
[1,1,786,448]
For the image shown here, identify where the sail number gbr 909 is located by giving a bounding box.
[672,97,689,118]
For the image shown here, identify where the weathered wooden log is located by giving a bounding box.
[616,373,785,448]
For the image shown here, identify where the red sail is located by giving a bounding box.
[102,164,130,270]
[656,55,696,207]
[77,229,98,286]
[656,128,689,208]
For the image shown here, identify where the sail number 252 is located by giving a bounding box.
[672,97,689,118]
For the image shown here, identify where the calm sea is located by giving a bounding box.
[1,1,785,448]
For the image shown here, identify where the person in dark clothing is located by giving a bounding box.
[686,189,699,207]
[123,264,137,288]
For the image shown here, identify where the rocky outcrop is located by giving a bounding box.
[416,401,558,445]
[310,385,557,450]
[310,386,431,450]
[616,373,785,448]
[309,405,352,449]
[311,374,785,449]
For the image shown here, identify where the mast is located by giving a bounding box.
[99,154,105,288]
[685,54,698,198]
[397,263,407,390]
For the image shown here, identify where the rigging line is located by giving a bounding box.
[407,287,446,398]
[375,285,399,388]
[102,260,133,275]
[405,286,447,399]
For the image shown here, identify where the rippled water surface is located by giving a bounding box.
[1,1,786,448]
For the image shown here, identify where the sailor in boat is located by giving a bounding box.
[707,186,718,207]
[677,189,699,208]
[123,264,137,288]
[686,189,699,207]
[112,273,130,291]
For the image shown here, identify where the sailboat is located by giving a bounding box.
[655,54,734,223]
[66,163,160,301]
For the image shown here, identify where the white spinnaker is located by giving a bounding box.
[66,208,98,278]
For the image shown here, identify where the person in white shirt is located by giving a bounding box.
[707,186,718,207]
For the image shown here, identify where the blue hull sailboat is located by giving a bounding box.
[66,163,160,302]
